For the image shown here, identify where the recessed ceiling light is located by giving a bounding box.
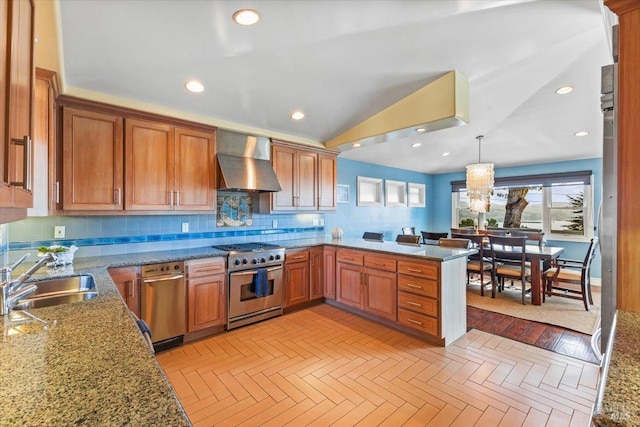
[353,143,361,148]
[574,131,589,137]
[442,152,450,157]
[290,111,305,120]
[556,86,574,95]
[233,9,260,26]
[411,142,422,148]
[416,128,427,133]
[185,80,204,93]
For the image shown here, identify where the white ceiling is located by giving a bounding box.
[57,0,612,174]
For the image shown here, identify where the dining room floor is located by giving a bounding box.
[157,304,599,427]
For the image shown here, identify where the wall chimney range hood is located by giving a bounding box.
[216,129,282,192]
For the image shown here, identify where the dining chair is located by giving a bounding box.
[509,230,545,248]
[401,227,416,235]
[421,231,448,245]
[544,237,599,311]
[488,235,530,304]
[465,234,492,296]
[450,227,477,235]
[395,234,420,245]
[362,231,384,241]
[438,238,472,249]
[482,228,509,236]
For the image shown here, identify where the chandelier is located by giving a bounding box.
[466,135,494,213]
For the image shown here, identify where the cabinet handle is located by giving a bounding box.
[407,301,423,307]
[343,257,354,261]
[407,268,423,273]
[115,188,122,205]
[169,191,174,206]
[10,136,32,191]
[54,181,59,204]
[407,283,423,290]
[175,191,180,206]
[126,280,135,299]
[290,255,305,260]
[407,318,423,326]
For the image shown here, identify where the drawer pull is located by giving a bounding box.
[343,257,354,261]
[407,301,423,307]
[290,256,305,260]
[407,268,423,273]
[407,284,423,289]
[407,318,423,326]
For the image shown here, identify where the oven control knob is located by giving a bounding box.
[268,255,275,261]
[242,258,248,264]
[252,258,259,265]
[233,259,241,266]
[275,254,281,260]
[261,257,267,263]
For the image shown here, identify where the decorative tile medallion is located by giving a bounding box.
[216,195,253,227]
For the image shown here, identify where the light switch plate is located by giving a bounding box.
[182,223,189,233]
[54,226,65,239]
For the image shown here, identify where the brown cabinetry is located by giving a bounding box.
[397,258,441,336]
[1,0,34,213]
[323,246,336,300]
[309,246,324,300]
[284,249,310,307]
[109,266,141,317]
[262,140,337,212]
[185,257,226,332]
[125,119,216,211]
[62,107,124,211]
[336,249,397,321]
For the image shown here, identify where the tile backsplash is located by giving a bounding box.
[6,213,325,263]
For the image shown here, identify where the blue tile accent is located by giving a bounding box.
[8,227,324,250]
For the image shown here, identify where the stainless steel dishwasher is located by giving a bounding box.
[141,261,185,352]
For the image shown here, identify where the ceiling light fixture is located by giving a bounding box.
[353,143,361,148]
[442,152,450,157]
[185,80,204,93]
[290,111,305,120]
[574,131,589,137]
[555,86,574,95]
[412,142,422,148]
[416,128,426,133]
[233,9,260,26]
[465,135,494,213]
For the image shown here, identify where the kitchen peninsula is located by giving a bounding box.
[0,238,473,425]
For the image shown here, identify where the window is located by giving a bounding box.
[451,171,593,242]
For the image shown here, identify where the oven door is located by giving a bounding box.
[228,266,283,327]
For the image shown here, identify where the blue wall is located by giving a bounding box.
[324,158,432,240]
[431,158,602,278]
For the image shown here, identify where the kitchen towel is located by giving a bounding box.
[255,268,269,297]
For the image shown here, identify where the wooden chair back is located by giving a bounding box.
[509,230,545,248]
[362,232,384,241]
[396,234,420,245]
[421,231,448,245]
[401,227,416,235]
[450,228,477,235]
[438,238,472,249]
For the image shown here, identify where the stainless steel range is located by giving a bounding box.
[213,242,285,330]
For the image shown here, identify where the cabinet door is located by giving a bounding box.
[63,108,124,210]
[318,153,336,211]
[125,119,174,210]
[5,0,34,208]
[309,247,324,300]
[284,261,310,307]
[187,273,226,331]
[271,144,296,210]
[364,269,397,321]
[323,247,336,300]
[295,150,317,210]
[336,262,363,309]
[108,266,141,317]
[0,0,9,205]
[174,127,215,211]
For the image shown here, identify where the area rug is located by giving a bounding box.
[466,282,601,335]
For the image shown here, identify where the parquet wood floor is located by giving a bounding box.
[158,305,598,427]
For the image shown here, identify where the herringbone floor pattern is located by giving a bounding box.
[157,305,598,427]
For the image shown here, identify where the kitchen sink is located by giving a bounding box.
[14,274,98,309]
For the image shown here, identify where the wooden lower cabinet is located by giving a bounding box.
[364,268,397,321]
[309,247,324,300]
[186,257,226,332]
[397,258,441,337]
[284,249,310,307]
[323,246,336,300]
[336,260,363,309]
[108,266,141,317]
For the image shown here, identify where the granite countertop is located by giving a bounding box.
[0,237,472,425]
[593,310,640,427]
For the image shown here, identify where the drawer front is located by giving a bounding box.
[398,308,439,336]
[398,291,438,318]
[397,274,438,299]
[186,257,226,277]
[397,259,439,280]
[364,254,397,272]
[285,249,310,264]
[336,250,364,266]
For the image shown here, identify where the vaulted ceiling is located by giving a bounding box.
[58,0,612,174]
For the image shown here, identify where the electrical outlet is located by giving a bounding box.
[312,219,319,226]
[182,223,189,233]
[272,220,278,228]
[319,218,324,226]
[54,226,66,239]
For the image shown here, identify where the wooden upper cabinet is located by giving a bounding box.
[271,144,296,210]
[318,153,337,211]
[296,150,317,210]
[174,127,216,211]
[125,119,174,211]
[1,0,34,210]
[62,107,124,211]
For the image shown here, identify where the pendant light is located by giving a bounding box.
[465,135,494,213]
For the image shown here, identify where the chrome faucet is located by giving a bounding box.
[1,253,57,315]
[0,253,31,283]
